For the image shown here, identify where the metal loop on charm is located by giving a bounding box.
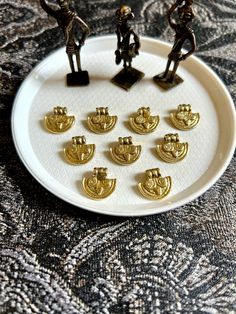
[44,106,75,133]
[64,136,95,165]
[53,106,67,116]
[72,136,86,145]
[118,136,132,145]
[96,107,109,116]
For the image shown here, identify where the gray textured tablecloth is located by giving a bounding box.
[1,1,236,313]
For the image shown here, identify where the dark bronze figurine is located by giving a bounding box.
[153,0,196,90]
[111,5,144,91]
[40,0,90,86]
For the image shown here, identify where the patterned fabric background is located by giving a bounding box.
[0,0,236,313]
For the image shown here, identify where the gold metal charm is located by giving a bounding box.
[64,136,95,165]
[87,107,117,134]
[129,107,160,134]
[156,133,188,163]
[110,137,141,165]
[44,106,75,133]
[138,168,172,200]
[170,104,200,130]
[82,168,116,199]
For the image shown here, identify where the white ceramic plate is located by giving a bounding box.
[11,35,236,216]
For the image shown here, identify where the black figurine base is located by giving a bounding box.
[67,71,89,86]
[111,67,144,91]
[153,71,183,90]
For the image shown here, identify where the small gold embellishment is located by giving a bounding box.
[44,106,75,133]
[110,136,141,165]
[87,107,117,134]
[156,133,188,163]
[138,168,172,200]
[64,136,95,165]
[129,107,160,134]
[170,104,200,130]
[82,168,116,199]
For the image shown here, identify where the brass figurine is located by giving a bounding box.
[138,168,172,200]
[170,104,200,130]
[44,106,75,133]
[156,133,188,163]
[111,5,144,91]
[40,0,90,86]
[153,0,196,90]
[129,107,160,134]
[82,168,116,199]
[110,136,141,165]
[64,136,95,165]
[87,107,117,134]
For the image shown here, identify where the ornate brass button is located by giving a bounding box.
[45,106,75,133]
[138,168,172,200]
[82,168,116,199]
[156,133,188,163]
[110,136,141,165]
[64,136,95,165]
[170,104,200,130]
[130,107,159,134]
[87,107,117,133]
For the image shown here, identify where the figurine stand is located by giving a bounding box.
[67,71,89,86]
[111,67,144,91]
[153,71,183,90]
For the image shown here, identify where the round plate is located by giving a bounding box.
[11,35,236,217]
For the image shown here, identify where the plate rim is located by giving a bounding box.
[11,35,236,217]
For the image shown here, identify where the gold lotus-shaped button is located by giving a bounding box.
[87,107,117,134]
[170,104,200,130]
[156,133,188,163]
[82,168,116,199]
[130,107,160,134]
[64,136,95,165]
[138,168,172,200]
[45,106,75,133]
[110,136,141,165]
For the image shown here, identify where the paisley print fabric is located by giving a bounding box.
[0,0,236,313]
